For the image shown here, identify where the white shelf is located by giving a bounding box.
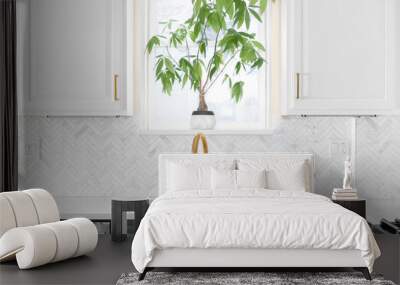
[138,129,275,136]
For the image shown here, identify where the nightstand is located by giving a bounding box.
[111,199,149,242]
[332,199,366,218]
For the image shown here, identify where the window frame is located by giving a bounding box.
[134,0,274,135]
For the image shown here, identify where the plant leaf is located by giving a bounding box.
[192,60,203,82]
[190,22,202,41]
[244,9,251,29]
[250,57,265,69]
[259,0,267,14]
[222,73,232,88]
[235,61,241,74]
[145,36,160,54]
[193,0,202,15]
[199,41,207,55]
[240,42,257,63]
[216,0,224,12]
[252,40,266,51]
[231,81,244,103]
[164,58,175,73]
[182,73,189,87]
[208,12,221,33]
[155,57,164,75]
[225,0,234,18]
[249,8,262,22]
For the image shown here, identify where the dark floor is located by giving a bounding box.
[1,233,398,285]
[0,235,134,285]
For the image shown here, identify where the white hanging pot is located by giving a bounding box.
[190,111,216,130]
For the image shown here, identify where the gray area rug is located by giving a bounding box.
[116,272,396,285]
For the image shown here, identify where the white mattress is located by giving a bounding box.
[131,189,380,273]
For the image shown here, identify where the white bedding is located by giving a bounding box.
[131,190,380,273]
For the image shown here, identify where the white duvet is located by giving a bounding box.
[131,190,380,272]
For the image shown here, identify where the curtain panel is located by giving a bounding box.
[0,0,18,192]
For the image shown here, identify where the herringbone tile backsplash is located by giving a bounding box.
[356,117,400,222]
[18,116,399,223]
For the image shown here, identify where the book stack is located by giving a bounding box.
[332,188,358,200]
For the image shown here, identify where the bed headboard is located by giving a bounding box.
[158,153,314,195]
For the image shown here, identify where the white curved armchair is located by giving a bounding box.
[0,189,98,269]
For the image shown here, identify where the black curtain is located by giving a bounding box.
[0,0,18,192]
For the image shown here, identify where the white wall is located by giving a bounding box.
[16,1,400,223]
[356,117,400,222]
[19,115,400,223]
[395,0,400,106]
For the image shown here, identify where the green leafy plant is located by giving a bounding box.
[146,0,268,112]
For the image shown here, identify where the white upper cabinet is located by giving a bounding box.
[27,0,133,116]
[281,0,396,115]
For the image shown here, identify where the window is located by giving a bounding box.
[141,0,271,132]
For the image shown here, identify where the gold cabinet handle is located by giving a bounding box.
[296,73,300,99]
[114,74,119,101]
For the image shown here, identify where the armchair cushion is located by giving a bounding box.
[1,191,40,227]
[0,189,98,269]
[0,218,98,269]
[24,189,60,224]
[0,196,16,237]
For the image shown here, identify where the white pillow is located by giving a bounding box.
[211,168,236,190]
[167,162,211,191]
[237,159,310,191]
[267,162,307,191]
[236,169,267,189]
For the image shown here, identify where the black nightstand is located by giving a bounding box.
[332,199,366,218]
[111,199,149,242]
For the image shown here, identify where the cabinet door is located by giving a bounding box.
[282,0,396,115]
[27,0,132,116]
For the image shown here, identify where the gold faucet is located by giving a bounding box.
[192,133,208,154]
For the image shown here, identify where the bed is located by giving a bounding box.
[131,153,380,281]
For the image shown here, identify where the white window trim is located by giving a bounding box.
[133,0,274,135]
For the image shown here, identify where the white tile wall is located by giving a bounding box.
[355,117,400,223]
[18,115,399,223]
